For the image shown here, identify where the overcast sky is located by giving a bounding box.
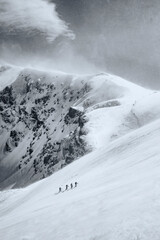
[0,0,160,89]
[52,0,160,89]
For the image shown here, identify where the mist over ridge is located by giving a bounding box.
[0,0,160,89]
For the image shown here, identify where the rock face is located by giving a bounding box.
[0,69,91,188]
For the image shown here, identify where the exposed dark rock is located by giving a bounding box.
[0,105,3,111]
[10,130,17,138]
[68,107,83,118]
[0,71,91,188]
[5,142,11,152]
[64,107,84,125]
[44,155,52,165]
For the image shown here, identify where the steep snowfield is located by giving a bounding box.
[0,118,160,240]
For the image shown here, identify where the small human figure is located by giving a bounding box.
[59,187,62,193]
[75,182,78,187]
[70,183,73,189]
[65,184,69,191]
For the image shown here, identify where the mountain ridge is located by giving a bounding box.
[0,65,159,189]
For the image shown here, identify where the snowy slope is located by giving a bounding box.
[0,65,22,91]
[0,118,160,240]
[0,65,160,189]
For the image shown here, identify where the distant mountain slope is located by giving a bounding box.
[0,65,160,188]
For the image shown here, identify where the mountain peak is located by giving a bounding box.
[0,66,159,189]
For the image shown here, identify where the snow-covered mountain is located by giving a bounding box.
[1,65,160,239]
[1,106,160,240]
[0,65,160,189]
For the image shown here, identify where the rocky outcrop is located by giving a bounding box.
[0,70,91,188]
[32,112,88,179]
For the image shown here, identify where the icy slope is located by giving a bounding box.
[1,118,160,240]
[0,65,160,188]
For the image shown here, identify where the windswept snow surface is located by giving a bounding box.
[1,118,160,240]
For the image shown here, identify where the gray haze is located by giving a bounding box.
[1,0,160,89]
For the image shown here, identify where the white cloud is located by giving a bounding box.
[0,0,74,41]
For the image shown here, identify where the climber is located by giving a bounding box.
[65,184,69,191]
[75,182,78,187]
